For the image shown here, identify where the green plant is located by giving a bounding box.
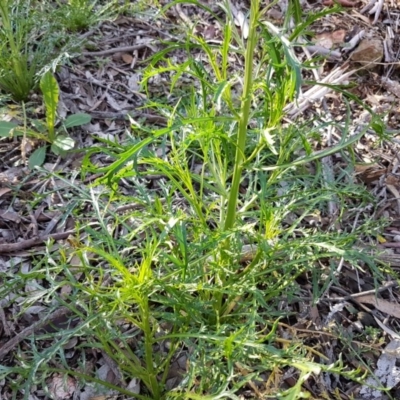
[0,0,390,399]
[0,0,61,101]
[0,171,377,399]
[0,72,91,168]
[73,0,384,397]
[54,0,117,32]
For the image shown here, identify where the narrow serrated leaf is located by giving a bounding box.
[40,72,59,139]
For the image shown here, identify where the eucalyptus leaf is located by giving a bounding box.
[52,134,75,154]
[28,146,47,169]
[64,113,91,129]
[0,121,18,137]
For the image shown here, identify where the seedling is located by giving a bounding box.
[0,72,91,168]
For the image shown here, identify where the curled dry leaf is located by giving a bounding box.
[354,164,386,184]
[315,30,346,48]
[49,374,77,400]
[0,187,11,197]
[356,293,400,319]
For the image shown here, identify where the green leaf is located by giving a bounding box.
[31,119,47,133]
[64,113,91,129]
[0,121,18,137]
[290,0,303,25]
[213,80,230,109]
[52,134,75,154]
[262,124,368,171]
[99,124,178,185]
[371,116,384,137]
[28,146,47,169]
[40,71,59,140]
[51,143,62,156]
[262,128,278,155]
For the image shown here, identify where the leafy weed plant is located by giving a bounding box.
[0,170,375,399]
[0,71,91,168]
[78,0,384,396]
[0,0,388,399]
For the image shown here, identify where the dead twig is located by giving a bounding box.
[0,230,75,254]
[370,0,384,25]
[284,65,355,117]
[89,110,167,125]
[305,45,341,61]
[81,44,154,57]
[0,307,12,336]
[0,307,72,361]
[326,280,399,302]
[75,76,136,102]
[381,242,400,248]
[175,3,193,28]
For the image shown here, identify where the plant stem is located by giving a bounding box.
[214,1,261,320]
[223,0,260,231]
[142,298,161,399]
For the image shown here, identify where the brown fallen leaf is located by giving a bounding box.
[49,374,77,400]
[354,164,386,184]
[0,187,11,197]
[0,209,21,223]
[315,30,346,48]
[356,294,400,319]
[122,53,133,64]
[350,38,383,70]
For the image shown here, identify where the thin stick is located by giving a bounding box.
[0,307,72,361]
[81,44,153,57]
[0,230,75,253]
